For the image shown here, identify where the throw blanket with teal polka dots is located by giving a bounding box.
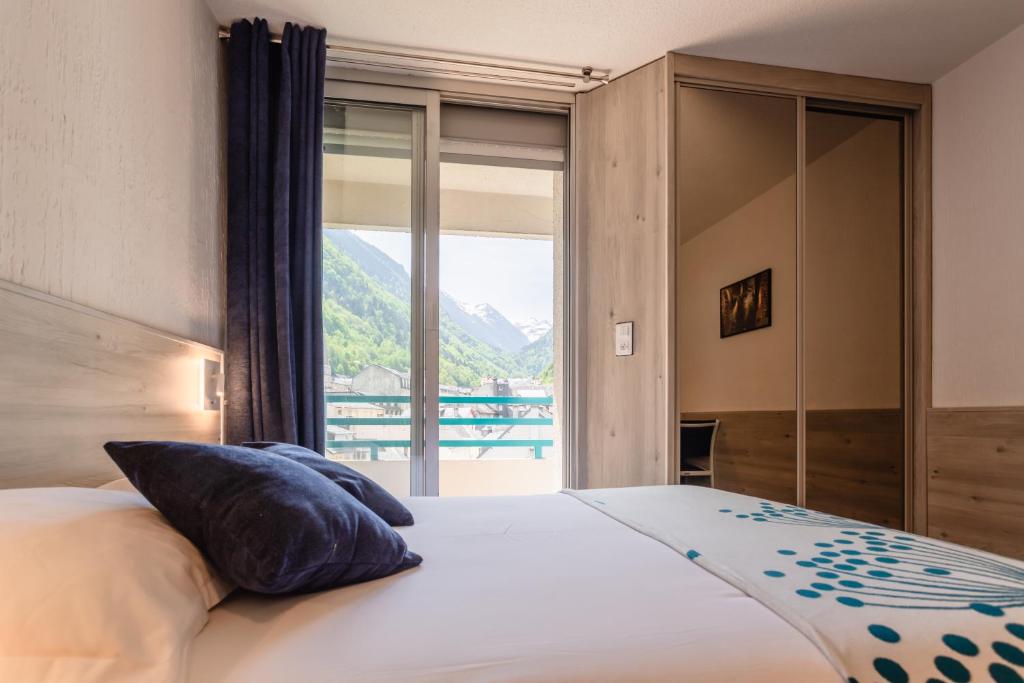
[564,485,1024,683]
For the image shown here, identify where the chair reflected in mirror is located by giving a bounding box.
[680,419,719,487]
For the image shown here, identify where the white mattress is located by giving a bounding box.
[187,493,839,682]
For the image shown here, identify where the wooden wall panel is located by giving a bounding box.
[0,280,222,489]
[577,59,670,488]
[928,407,1024,559]
[806,409,902,527]
[682,411,797,504]
[670,53,930,108]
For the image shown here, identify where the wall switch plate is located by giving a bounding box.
[615,321,634,356]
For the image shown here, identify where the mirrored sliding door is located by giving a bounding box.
[675,86,799,503]
[804,107,904,527]
[674,89,908,525]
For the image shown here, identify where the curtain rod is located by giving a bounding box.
[217,28,609,89]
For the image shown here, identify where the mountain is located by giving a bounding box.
[326,230,533,353]
[443,299,529,353]
[515,318,552,343]
[322,235,412,381]
[325,230,410,299]
[514,328,554,377]
[322,229,554,388]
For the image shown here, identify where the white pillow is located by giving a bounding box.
[0,487,233,682]
[98,477,137,493]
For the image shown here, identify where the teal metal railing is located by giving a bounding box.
[325,394,554,460]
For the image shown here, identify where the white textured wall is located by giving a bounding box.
[933,24,1024,408]
[0,0,226,347]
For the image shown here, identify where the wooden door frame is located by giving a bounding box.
[666,53,931,533]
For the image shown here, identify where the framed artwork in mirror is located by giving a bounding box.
[720,269,771,338]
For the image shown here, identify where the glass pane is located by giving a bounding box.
[322,102,418,498]
[805,109,903,526]
[675,87,798,503]
[437,159,564,496]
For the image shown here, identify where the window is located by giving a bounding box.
[322,85,570,496]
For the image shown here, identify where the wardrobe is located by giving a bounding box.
[676,85,908,528]
[575,54,930,533]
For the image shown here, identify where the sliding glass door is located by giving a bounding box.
[321,98,423,498]
[321,83,570,497]
[436,105,566,495]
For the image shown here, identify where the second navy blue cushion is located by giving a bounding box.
[243,441,414,527]
[103,441,422,594]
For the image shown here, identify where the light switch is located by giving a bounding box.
[615,321,634,356]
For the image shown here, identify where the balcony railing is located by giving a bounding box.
[326,394,554,460]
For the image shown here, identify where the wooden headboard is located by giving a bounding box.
[0,280,222,488]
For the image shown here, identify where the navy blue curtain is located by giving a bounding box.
[225,19,326,452]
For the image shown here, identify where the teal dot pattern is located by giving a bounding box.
[869,624,901,643]
[994,641,1024,666]
[935,655,971,682]
[719,501,1024,614]
[943,634,979,656]
[873,657,909,683]
[989,662,1024,683]
[715,500,1024,683]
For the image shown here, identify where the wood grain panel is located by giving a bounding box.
[0,280,222,488]
[682,411,797,504]
[806,409,903,527]
[927,407,1024,559]
[670,53,930,108]
[577,59,670,488]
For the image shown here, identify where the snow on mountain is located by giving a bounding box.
[457,301,495,319]
[514,318,553,343]
[443,299,529,353]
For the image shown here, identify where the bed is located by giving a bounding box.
[188,490,839,683]
[4,478,1022,682]
[0,280,832,682]
[4,253,1020,683]
[185,486,1024,683]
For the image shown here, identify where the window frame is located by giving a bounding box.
[323,78,577,495]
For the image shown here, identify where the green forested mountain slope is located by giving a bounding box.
[322,231,553,388]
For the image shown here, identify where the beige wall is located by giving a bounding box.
[0,0,226,347]
[933,23,1024,408]
[677,117,902,413]
[805,117,902,411]
[676,87,796,414]
[677,175,796,412]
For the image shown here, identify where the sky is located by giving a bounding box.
[358,230,554,324]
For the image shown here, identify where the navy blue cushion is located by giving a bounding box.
[103,441,421,594]
[243,442,414,527]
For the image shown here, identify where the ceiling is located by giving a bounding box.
[206,0,1024,85]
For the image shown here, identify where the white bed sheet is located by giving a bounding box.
[187,493,839,683]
